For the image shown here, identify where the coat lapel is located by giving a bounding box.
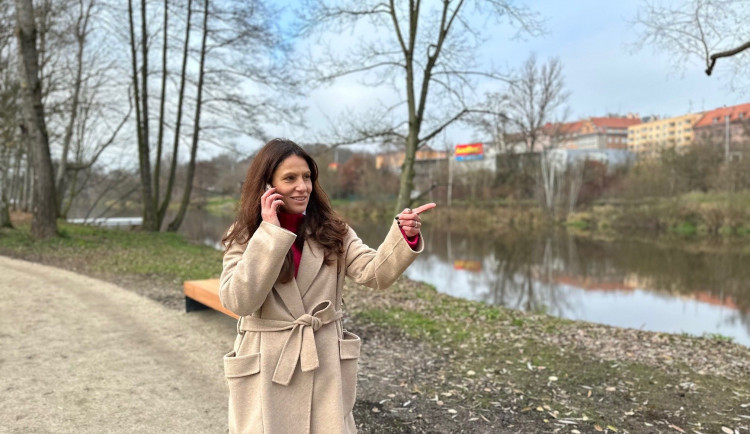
[297,237,325,298]
[273,279,305,319]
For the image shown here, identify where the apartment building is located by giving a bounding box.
[543,115,640,150]
[627,113,703,158]
[692,103,750,148]
[576,116,642,150]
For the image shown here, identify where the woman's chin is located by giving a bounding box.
[282,202,307,214]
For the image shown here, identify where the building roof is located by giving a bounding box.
[589,117,642,129]
[543,121,583,135]
[694,103,750,128]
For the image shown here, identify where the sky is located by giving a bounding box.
[258,0,744,155]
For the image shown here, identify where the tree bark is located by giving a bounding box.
[55,0,92,217]
[158,0,192,225]
[14,0,57,238]
[128,0,156,231]
[153,0,169,225]
[167,0,207,232]
[0,146,13,228]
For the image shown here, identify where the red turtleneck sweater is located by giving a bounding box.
[277,211,419,278]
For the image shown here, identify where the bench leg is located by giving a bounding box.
[185,296,210,313]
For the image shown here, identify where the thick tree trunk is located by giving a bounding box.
[14,0,57,238]
[0,148,13,228]
[167,0,207,232]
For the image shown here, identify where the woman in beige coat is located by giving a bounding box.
[220,138,435,433]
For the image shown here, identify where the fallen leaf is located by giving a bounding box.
[607,425,618,432]
[549,376,558,382]
[668,424,685,433]
[721,427,733,434]
[371,407,380,413]
[594,425,603,432]
[447,409,457,414]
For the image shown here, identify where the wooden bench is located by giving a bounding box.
[183,279,238,319]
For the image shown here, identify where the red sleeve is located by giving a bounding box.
[399,226,420,250]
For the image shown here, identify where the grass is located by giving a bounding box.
[0,220,222,284]
[346,276,750,433]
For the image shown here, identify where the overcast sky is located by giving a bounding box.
[255,0,743,155]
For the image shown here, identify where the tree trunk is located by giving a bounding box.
[128,0,156,231]
[55,0,90,216]
[167,0,207,232]
[153,0,169,226]
[14,0,57,238]
[157,0,192,225]
[0,147,13,228]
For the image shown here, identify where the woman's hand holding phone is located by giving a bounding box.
[261,185,284,227]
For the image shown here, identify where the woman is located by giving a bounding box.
[220,138,435,433]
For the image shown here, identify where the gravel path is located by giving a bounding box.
[0,256,236,433]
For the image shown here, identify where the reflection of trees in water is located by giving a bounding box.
[410,227,750,322]
[175,210,235,250]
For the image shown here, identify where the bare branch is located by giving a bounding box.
[706,39,750,75]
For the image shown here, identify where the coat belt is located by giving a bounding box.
[239,300,343,386]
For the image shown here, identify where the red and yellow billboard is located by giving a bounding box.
[455,143,484,161]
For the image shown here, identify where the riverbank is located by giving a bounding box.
[1,218,749,433]
[207,192,750,240]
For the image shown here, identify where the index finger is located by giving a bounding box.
[413,203,437,215]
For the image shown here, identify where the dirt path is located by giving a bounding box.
[0,256,236,433]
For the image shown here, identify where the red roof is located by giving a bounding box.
[589,117,642,129]
[543,121,583,134]
[694,103,750,128]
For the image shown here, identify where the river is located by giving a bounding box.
[161,208,750,346]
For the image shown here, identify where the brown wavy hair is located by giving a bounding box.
[222,138,348,283]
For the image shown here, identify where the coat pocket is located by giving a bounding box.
[224,351,261,432]
[339,331,361,415]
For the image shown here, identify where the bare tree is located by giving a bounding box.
[506,55,568,153]
[0,1,18,228]
[14,0,58,238]
[123,0,293,231]
[504,55,569,217]
[300,0,543,212]
[166,0,208,232]
[53,0,94,216]
[633,0,750,89]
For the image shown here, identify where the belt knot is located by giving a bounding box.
[294,314,322,331]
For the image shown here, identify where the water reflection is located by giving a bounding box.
[355,224,750,346]
[175,209,750,346]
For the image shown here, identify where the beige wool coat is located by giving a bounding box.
[220,219,423,434]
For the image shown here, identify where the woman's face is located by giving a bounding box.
[271,155,312,214]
